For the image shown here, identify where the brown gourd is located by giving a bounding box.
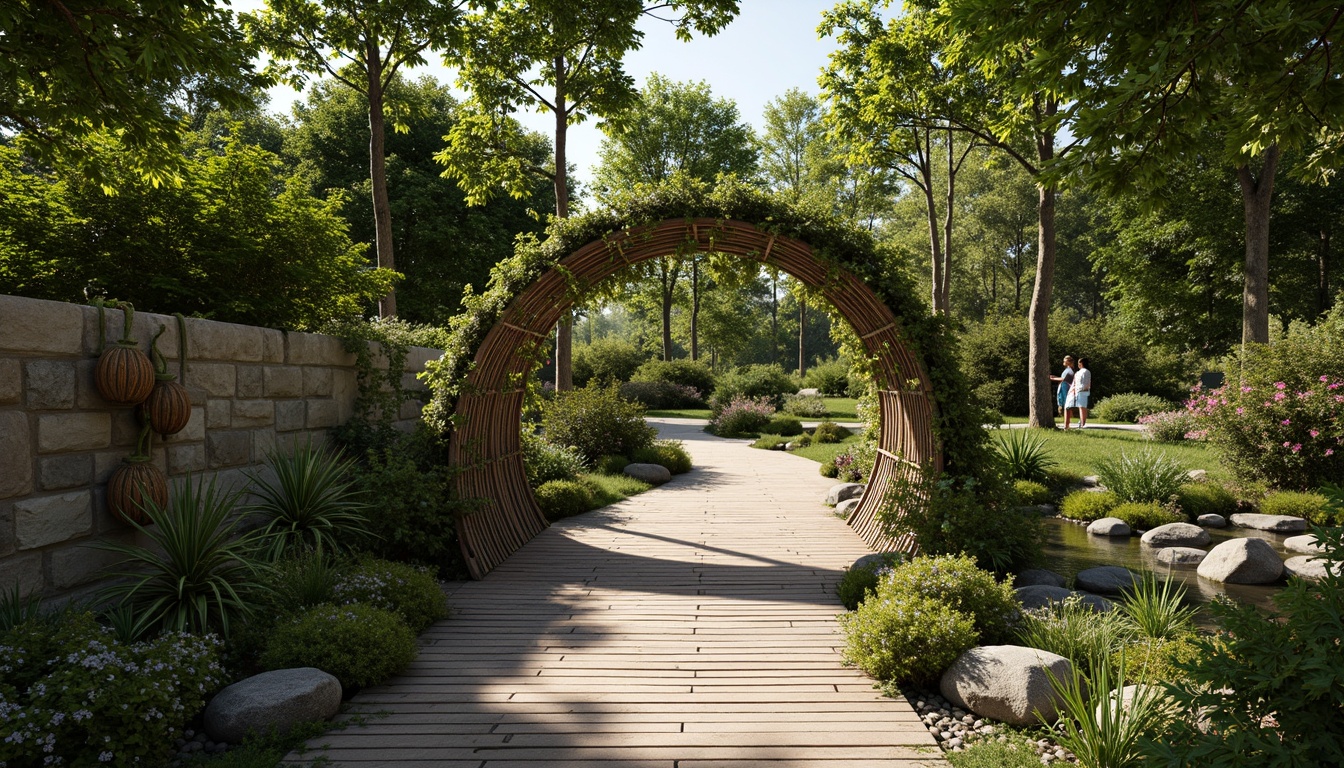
[142,326,191,435]
[94,302,154,405]
[108,424,167,525]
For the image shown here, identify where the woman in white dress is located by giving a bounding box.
[1065,357,1092,428]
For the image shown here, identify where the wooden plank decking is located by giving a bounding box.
[299,420,948,767]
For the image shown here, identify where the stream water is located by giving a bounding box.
[1039,517,1291,615]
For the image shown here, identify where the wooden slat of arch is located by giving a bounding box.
[450,218,941,578]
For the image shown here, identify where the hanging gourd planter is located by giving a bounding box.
[141,325,191,436]
[107,424,167,526]
[94,302,155,405]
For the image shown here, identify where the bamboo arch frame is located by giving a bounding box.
[448,218,942,579]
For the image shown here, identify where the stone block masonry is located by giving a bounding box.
[0,294,440,601]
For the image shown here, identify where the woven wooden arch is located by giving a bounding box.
[448,218,942,579]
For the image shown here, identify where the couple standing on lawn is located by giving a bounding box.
[1050,355,1091,429]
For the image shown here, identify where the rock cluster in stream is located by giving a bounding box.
[910,691,1076,763]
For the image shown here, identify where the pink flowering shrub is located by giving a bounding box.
[709,395,776,437]
[1138,410,1199,442]
[1189,375,1344,490]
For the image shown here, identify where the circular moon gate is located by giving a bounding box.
[449,218,943,579]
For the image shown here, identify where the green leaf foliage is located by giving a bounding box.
[1059,490,1120,522]
[332,558,448,633]
[260,603,417,691]
[534,479,596,522]
[540,382,656,463]
[248,440,373,560]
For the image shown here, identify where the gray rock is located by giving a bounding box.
[1074,566,1139,595]
[1197,538,1284,584]
[1086,517,1131,537]
[1141,522,1212,548]
[1186,469,1208,482]
[852,552,903,572]
[204,668,341,744]
[1081,475,1101,487]
[1283,556,1340,582]
[785,441,802,451]
[1229,513,1308,533]
[1015,569,1066,588]
[623,463,672,485]
[939,645,1072,727]
[826,483,865,506]
[796,387,821,397]
[1076,593,1117,613]
[1196,514,1227,529]
[835,498,861,519]
[1155,547,1208,567]
[1284,534,1325,555]
[1015,585,1074,611]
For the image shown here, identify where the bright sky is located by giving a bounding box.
[237,0,842,187]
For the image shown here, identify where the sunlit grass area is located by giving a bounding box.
[988,427,1228,483]
[646,397,862,422]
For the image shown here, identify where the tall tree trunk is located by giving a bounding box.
[769,270,779,364]
[1236,144,1279,346]
[1319,225,1332,315]
[366,41,396,319]
[553,63,573,391]
[690,256,700,361]
[798,298,807,378]
[941,126,955,314]
[660,258,674,361]
[1026,126,1057,429]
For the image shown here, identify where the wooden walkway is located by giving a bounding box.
[302,420,947,767]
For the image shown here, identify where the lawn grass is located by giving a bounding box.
[988,427,1228,483]
[750,430,859,466]
[645,407,713,419]
[583,472,652,507]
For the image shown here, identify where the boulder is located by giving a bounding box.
[852,552,902,572]
[1015,585,1113,613]
[1075,566,1139,595]
[1229,513,1308,533]
[1283,556,1340,582]
[1141,522,1212,548]
[785,441,802,451]
[1015,569,1066,588]
[797,387,821,397]
[1196,514,1227,529]
[1086,517,1131,537]
[204,668,341,744]
[1081,475,1101,487]
[835,498,861,519]
[939,645,1073,727]
[623,463,672,485]
[1155,547,1208,567]
[826,483,865,506]
[1284,534,1325,555]
[1197,538,1284,584]
[1186,469,1208,482]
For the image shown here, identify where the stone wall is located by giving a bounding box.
[0,294,440,602]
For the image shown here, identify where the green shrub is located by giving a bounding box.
[1173,483,1238,520]
[1060,490,1121,521]
[839,593,978,686]
[630,358,716,397]
[630,440,692,474]
[1111,635,1202,685]
[830,441,878,484]
[812,421,849,443]
[0,613,224,768]
[783,394,828,417]
[835,553,905,611]
[1117,574,1198,640]
[803,356,851,396]
[345,426,460,574]
[572,337,646,386]
[618,379,705,409]
[884,554,1022,644]
[1015,596,1132,677]
[261,603,416,690]
[709,395,775,437]
[947,733,1048,768]
[534,479,595,521]
[995,429,1059,483]
[541,382,656,462]
[820,460,840,478]
[1110,501,1184,530]
[595,454,630,475]
[765,414,804,436]
[1093,393,1178,423]
[878,472,1043,574]
[1014,479,1052,506]
[1095,449,1188,503]
[92,475,267,637]
[333,558,448,633]
[711,363,796,410]
[1143,526,1344,765]
[1259,490,1328,522]
[1194,312,1344,490]
[261,549,343,616]
[521,430,587,488]
[796,432,813,447]
[247,439,372,559]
